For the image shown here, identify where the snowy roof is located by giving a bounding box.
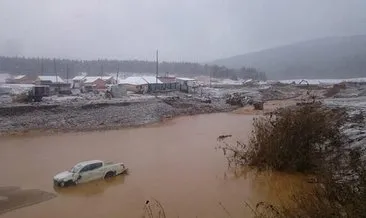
[176,77,196,81]
[119,76,162,85]
[83,76,114,83]
[101,76,114,80]
[72,75,87,81]
[37,76,65,83]
[84,76,103,83]
[14,75,26,80]
[119,77,147,85]
[142,76,163,84]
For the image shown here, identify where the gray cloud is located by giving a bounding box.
[0,0,365,62]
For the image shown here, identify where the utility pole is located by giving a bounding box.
[66,64,69,84]
[209,68,212,88]
[116,63,120,84]
[156,50,159,83]
[41,59,44,76]
[100,63,104,78]
[54,58,58,83]
[86,62,90,75]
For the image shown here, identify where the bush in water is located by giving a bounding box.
[218,104,366,217]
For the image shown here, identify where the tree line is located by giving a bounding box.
[0,56,266,80]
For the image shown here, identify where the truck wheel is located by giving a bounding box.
[104,171,115,179]
[60,180,74,187]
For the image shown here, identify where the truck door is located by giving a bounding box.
[78,164,94,183]
[90,162,104,181]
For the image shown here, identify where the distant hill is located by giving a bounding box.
[213,35,366,80]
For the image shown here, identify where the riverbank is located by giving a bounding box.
[1,82,365,137]
[0,95,239,136]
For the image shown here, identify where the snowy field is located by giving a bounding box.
[274,77,366,85]
[0,84,34,95]
[0,73,11,84]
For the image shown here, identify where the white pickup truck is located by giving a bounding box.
[53,160,127,187]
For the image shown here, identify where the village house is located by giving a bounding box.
[157,76,178,91]
[83,76,107,92]
[100,76,117,85]
[118,76,163,94]
[34,75,71,94]
[71,75,87,89]
[176,77,199,93]
[72,74,116,92]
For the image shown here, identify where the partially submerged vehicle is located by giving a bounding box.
[53,160,127,187]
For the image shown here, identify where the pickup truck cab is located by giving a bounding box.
[53,160,127,187]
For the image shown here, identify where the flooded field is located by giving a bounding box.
[0,113,305,218]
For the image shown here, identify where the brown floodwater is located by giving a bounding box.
[0,113,306,218]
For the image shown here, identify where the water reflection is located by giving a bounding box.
[53,175,126,197]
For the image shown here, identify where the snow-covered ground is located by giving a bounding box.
[325,96,366,112]
[0,84,34,95]
[274,77,366,85]
[0,73,11,84]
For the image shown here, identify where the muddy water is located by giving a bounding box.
[0,113,305,218]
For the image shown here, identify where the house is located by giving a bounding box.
[83,76,107,92]
[72,75,87,89]
[176,77,199,93]
[6,75,35,84]
[100,76,117,85]
[35,76,71,94]
[118,76,163,94]
[35,75,65,85]
[157,76,176,84]
[118,76,150,93]
[156,76,178,91]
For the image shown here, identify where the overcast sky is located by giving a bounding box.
[0,0,366,62]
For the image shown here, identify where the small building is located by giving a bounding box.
[100,76,117,85]
[83,77,107,92]
[35,75,65,85]
[176,77,199,93]
[35,76,71,95]
[118,76,150,93]
[118,76,167,94]
[72,75,87,89]
[157,76,179,91]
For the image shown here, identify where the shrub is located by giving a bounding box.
[219,104,346,172]
[218,104,366,217]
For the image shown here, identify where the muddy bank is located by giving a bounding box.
[0,187,55,215]
[0,97,236,135]
[2,82,364,136]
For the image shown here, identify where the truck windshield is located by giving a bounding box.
[70,164,83,173]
